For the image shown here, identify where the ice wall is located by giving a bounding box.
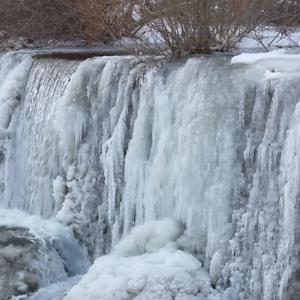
[0,52,300,299]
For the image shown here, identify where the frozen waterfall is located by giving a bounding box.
[0,51,300,299]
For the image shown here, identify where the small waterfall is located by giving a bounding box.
[0,54,88,300]
[0,53,32,209]
[4,58,78,217]
[0,52,300,299]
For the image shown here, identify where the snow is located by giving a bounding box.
[114,219,182,256]
[0,208,89,299]
[65,248,206,300]
[19,276,82,300]
[263,70,282,81]
[64,220,215,300]
[64,248,209,300]
[118,26,300,56]
[231,50,300,86]
[0,207,89,275]
[238,28,300,50]
[231,49,300,65]
[0,207,70,244]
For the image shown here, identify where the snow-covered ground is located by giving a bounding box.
[238,27,300,51]
[1,27,299,58]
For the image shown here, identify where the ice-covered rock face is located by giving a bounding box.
[0,226,40,298]
[0,225,79,300]
[0,208,89,300]
[1,51,300,299]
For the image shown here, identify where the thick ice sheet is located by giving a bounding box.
[1,52,300,299]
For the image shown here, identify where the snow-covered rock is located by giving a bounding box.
[64,220,214,300]
[0,208,89,299]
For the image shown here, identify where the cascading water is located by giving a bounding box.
[0,54,88,300]
[0,51,300,299]
[4,59,79,217]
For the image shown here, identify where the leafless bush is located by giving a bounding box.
[270,0,300,26]
[127,0,300,58]
[0,0,82,43]
[1,0,300,53]
[0,0,137,47]
[70,0,137,43]
[251,0,300,49]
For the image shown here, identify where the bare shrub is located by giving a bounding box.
[250,0,300,48]
[0,0,82,42]
[120,0,300,58]
[70,0,137,43]
[270,0,300,26]
[0,0,137,47]
[1,0,300,53]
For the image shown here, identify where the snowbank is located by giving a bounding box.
[21,276,82,300]
[238,28,300,51]
[231,49,300,65]
[231,50,300,82]
[115,219,183,256]
[64,220,216,300]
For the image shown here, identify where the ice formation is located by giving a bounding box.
[0,50,300,299]
[0,208,88,300]
[64,220,213,300]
